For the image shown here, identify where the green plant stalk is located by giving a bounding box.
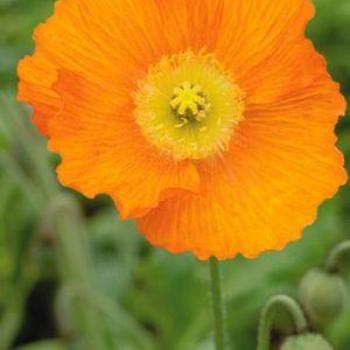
[257,295,308,350]
[209,257,225,350]
[325,240,350,273]
[0,282,34,350]
[0,94,59,198]
[50,195,107,350]
[48,194,156,350]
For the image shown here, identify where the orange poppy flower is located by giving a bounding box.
[18,0,347,260]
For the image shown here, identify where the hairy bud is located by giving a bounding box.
[281,333,333,350]
[298,268,348,325]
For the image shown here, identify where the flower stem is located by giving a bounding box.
[325,240,350,273]
[209,257,225,350]
[257,295,308,350]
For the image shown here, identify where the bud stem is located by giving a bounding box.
[209,257,226,350]
[257,295,308,350]
[325,240,350,273]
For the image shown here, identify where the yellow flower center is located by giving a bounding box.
[134,52,245,160]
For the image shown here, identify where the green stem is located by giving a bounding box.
[257,295,308,350]
[209,257,225,350]
[47,195,107,350]
[325,240,350,273]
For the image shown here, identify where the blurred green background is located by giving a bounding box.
[0,0,349,349]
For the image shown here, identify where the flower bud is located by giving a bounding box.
[298,268,348,325]
[281,333,333,350]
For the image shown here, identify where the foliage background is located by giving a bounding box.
[0,0,349,349]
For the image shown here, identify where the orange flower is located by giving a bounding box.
[18,0,347,260]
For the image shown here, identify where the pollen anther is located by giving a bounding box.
[134,52,245,160]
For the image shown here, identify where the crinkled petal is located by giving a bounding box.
[138,37,347,259]
[51,70,200,218]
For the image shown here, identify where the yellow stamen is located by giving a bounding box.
[134,52,245,160]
